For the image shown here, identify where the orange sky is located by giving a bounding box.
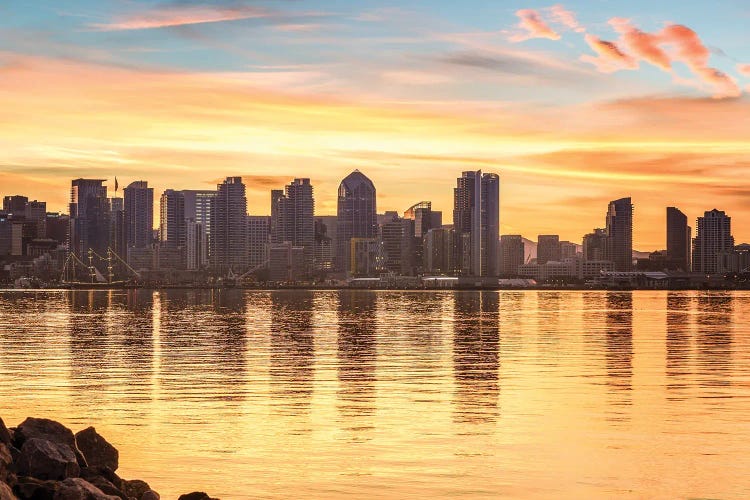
[2,2,750,250]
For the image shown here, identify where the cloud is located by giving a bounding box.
[509,9,560,42]
[580,34,636,73]
[88,5,276,31]
[548,5,585,33]
[737,63,750,77]
[579,18,741,98]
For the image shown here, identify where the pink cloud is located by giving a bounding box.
[509,9,560,42]
[608,18,670,70]
[549,5,585,33]
[580,34,636,73]
[89,5,273,31]
[736,64,750,77]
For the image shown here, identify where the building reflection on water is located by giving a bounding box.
[269,291,315,424]
[452,292,500,425]
[666,292,692,398]
[695,292,733,395]
[336,290,377,434]
[604,292,633,415]
[66,290,156,417]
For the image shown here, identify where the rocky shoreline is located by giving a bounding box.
[0,416,217,500]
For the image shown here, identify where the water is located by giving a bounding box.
[1,289,750,498]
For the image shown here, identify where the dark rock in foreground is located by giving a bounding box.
[75,428,118,472]
[0,416,216,499]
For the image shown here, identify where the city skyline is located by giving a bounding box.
[2,1,750,249]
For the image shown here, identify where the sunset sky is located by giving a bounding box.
[2,1,750,249]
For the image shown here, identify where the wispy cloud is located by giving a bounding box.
[88,5,277,31]
[548,5,585,33]
[509,9,560,42]
[580,34,636,73]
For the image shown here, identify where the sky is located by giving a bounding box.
[1,0,750,250]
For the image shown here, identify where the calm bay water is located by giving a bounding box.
[1,289,750,498]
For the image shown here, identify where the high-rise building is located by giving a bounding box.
[453,170,500,276]
[692,209,733,274]
[424,227,454,274]
[183,190,216,259]
[314,217,336,272]
[404,201,441,273]
[604,197,633,271]
[211,177,248,273]
[666,207,691,271]
[160,190,186,249]
[583,228,607,261]
[499,234,524,276]
[124,181,153,251]
[186,220,208,271]
[69,179,110,259]
[270,178,315,270]
[2,195,28,216]
[379,213,415,275]
[247,215,270,269]
[537,235,560,264]
[336,170,377,273]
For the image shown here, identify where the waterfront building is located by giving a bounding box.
[499,234,525,277]
[336,170,377,274]
[560,240,578,259]
[160,190,186,249]
[424,226,454,274]
[269,241,305,282]
[350,237,381,277]
[718,243,750,273]
[693,209,734,274]
[666,207,691,271]
[186,219,208,271]
[182,190,216,260]
[314,217,334,272]
[247,215,270,269]
[211,177,248,274]
[404,201,441,273]
[2,195,28,216]
[270,178,315,272]
[583,228,608,261]
[453,170,500,276]
[124,181,154,253]
[537,235,560,265]
[69,179,110,259]
[379,213,415,275]
[604,197,633,271]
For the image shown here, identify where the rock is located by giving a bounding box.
[14,475,59,499]
[14,418,76,450]
[0,482,14,500]
[178,493,218,500]
[17,438,80,481]
[121,480,150,500]
[0,443,12,482]
[79,467,123,491]
[53,478,120,500]
[141,491,160,500]
[0,418,11,446]
[75,428,118,472]
[83,475,127,500]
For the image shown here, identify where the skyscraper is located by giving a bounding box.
[182,190,216,262]
[124,181,153,251]
[404,201,441,273]
[69,179,109,259]
[2,195,28,216]
[537,235,561,264]
[247,215,270,269]
[583,228,607,261]
[453,170,500,276]
[692,209,733,274]
[211,177,248,273]
[336,170,377,273]
[160,189,186,249]
[604,197,633,271]
[666,207,691,271]
[270,178,315,269]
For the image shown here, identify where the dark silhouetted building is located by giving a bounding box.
[693,209,733,274]
[212,177,248,273]
[583,228,607,261]
[247,215,270,269]
[270,178,315,271]
[537,235,560,264]
[2,195,28,216]
[69,179,110,259]
[605,197,633,271]
[453,170,500,276]
[124,181,153,253]
[336,170,377,273]
[666,207,691,271]
[500,234,524,276]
